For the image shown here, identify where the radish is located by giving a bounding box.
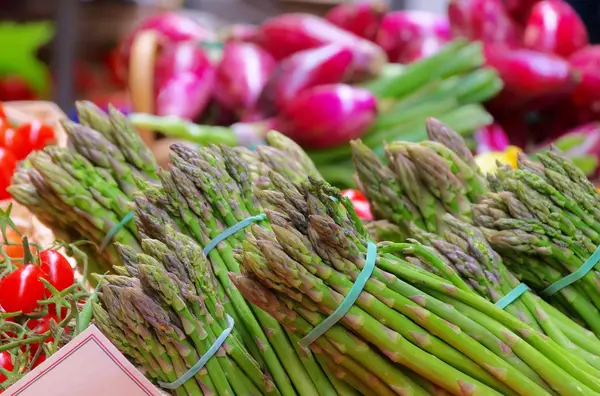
[222,24,258,43]
[258,44,354,115]
[154,42,215,120]
[275,84,377,148]
[214,42,275,118]
[395,36,449,64]
[376,11,450,63]
[570,45,600,109]
[255,13,386,80]
[524,0,588,57]
[484,44,578,101]
[325,1,388,42]
[117,13,214,81]
[448,0,521,47]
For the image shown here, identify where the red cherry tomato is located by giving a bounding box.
[1,228,25,261]
[31,353,46,368]
[25,313,69,359]
[0,102,6,120]
[0,122,55,160]
[19,122,55,152]
[341,189,373,221]
[39,250,74,295]
[0,265,46,314]
[0,148,16,201]
[0,351,13,383]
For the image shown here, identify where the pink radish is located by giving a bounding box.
[154,42,215,120]
[524,0,588,58]
[448,0,521,47]
[325,1,388,41]
[376,11,450,63]
[258,44,354,115]
[214,42,276,117]
[275,84,377,148]
[255,13,386,80]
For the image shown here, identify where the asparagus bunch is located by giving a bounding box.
[7,101,156,274]
[127,141,337,395]
[93,236,278,396]
[472,149,600,338]
[231,176,600,395]
[351,118,600,369]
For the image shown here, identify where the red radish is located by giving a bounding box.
[214,42,276,117]
[524,1,588,57]
[222,24,258,43]
[376,11,450,63]
[448,0,521,46]
[255,13,386,80]
[474,123,510,154]
[395,35,449,64]
[325,1,388,42]
[275,84,377,148]
[258,44,354,115]
[155,42,215,120]
[504,0,541,26]
[484,44,578,100]
[117,13,214,80]
[570,46,600,110]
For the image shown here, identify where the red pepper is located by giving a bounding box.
[524,0,588,58]
[341,189,373,221]
[324,1,388,42]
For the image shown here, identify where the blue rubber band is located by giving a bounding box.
[495,283,530,309]
[300,240,377,347]
[541,245,600,297]
[99,212,134,252]
[158,314,234,390]
[203,214,267,256]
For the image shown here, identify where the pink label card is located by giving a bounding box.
[6,325,164,396]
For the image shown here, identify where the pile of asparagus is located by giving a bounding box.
[8,101,157,274]
[473,151,600,338]
[97,138,350,395]
[93,238,279,396]
[232,175,600,395]
[352,118,600,372]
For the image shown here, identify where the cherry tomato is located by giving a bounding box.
[0,102,6,120]
[0,122,54,160]
[1,228,25,261]
[0,351,13,383]
[25,313,69,359]
[0,148,16,201]
[39,250,74,295]
[17,122,55,153]
[0,76,37,101]
[0,265,46,313]
[31,353,46,368]
[341,189,374,221]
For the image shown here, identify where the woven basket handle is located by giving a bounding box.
[128,30,159,147]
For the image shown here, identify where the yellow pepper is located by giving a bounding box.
[474,146,522,175]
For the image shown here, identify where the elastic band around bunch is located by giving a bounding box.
[203,214,267,256]
[495,283,530,309]
[541,245,600,297]
[158,314,234,390]
[299,240,377,347]
[99,212,134,252]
